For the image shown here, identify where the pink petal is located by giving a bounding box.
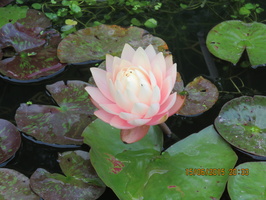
[94,109,115,124]
[113,59,133,80]
[99,103,123,115]
[90,68,113,101]
[158,93,176,115]
[131,103,149,116]
[106,54,114,72]
[165,55,174,70]
[151,86,161,104]
[128,118,151,126]
[132,47,151,71]
[147,113,168,125]
[168,94,186,116]
[110,115,135,129]
[166,64,177,87]
[160,76,173,104]
[120,125,150,143]
[144,103,160,118]
[151,52,166,77]
[119,112,141,121]
[85,86,113,105]
[121,43,136,61]
[150,60,163,89]
[145,45,157,60]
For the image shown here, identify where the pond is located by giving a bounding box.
[1,0,266,199]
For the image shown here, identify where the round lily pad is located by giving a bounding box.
[15,80,96,145]
[207,20,266,67]
[30,150,105,200]
[57,24,169,64]
[215,95,266,157]
[178,76,219,116]
[0,119,21,164]
[228,162,266,200]
[0,168,39,200]
[0,22,66,81]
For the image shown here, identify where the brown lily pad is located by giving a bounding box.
[0,119,21,164]
[57,24,169,64]
[178,76,219,116]
[0,22,65,81]
[0,168,39,200]
[15,80,96,145]
[30,150,105,200]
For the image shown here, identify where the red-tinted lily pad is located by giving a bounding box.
[15,80,96,145]
[0,22,66,81]
[57,24,169,64]
[0,119,21,163]
[30,150,105,200]
[215,96,266,157]
[178,76,219,116]
[207,20,266,67]
[0,168,39,200]
[0,0,14,7]
[17,9,52,29]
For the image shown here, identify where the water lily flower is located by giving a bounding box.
[85,44,185,143]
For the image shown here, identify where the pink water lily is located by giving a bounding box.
[85,44,185,143]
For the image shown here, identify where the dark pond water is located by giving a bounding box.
[1,1,266,199]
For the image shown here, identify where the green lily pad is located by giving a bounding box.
[82,119,237,199]
[57,24,169,64]
[30,150,105,200]
[0,168,39,200]
[228,162,266,200]
[15,80,96,145]
[215,95,266,157]
[206,20,266,67]
[177,76,219,116]
[0,119,21,164]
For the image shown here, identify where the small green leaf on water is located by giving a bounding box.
[144,18,157,28]
[31,3,42,9]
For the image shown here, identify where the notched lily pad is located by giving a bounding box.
[30,150,105,200]
[215,95,266,157]
[207,20,266,67]
[0,168,39,200]
[0,22,66,81]
[83,119,237,200]
[228,162,266,200]
[178,76,219,116]
[0,119,21,164]
[15,80,96,145]
[57,24,169,64]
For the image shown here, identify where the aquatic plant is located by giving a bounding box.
[85,43,185,143]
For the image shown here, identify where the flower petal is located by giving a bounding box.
[128,118,151,126]
[147,113,168,125]
[132,47,151,71]
[158,93,176,115]
[110,115,135,129]
[120,125,150,143]
[144,103,160,118]
[131,102,149,116]
[160,76,173,104]
[145,44,157,60]
[85,86,113,105]
[151,85,161,104]
[119,112,140,121]
[99,103,123,115]
[90,68,113,101]
[121,43,136,61]
[94,109,114,124]
[151,52,166,77]
[168,94,186,116]
[106,54,114,72]
[165,55,174,70]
